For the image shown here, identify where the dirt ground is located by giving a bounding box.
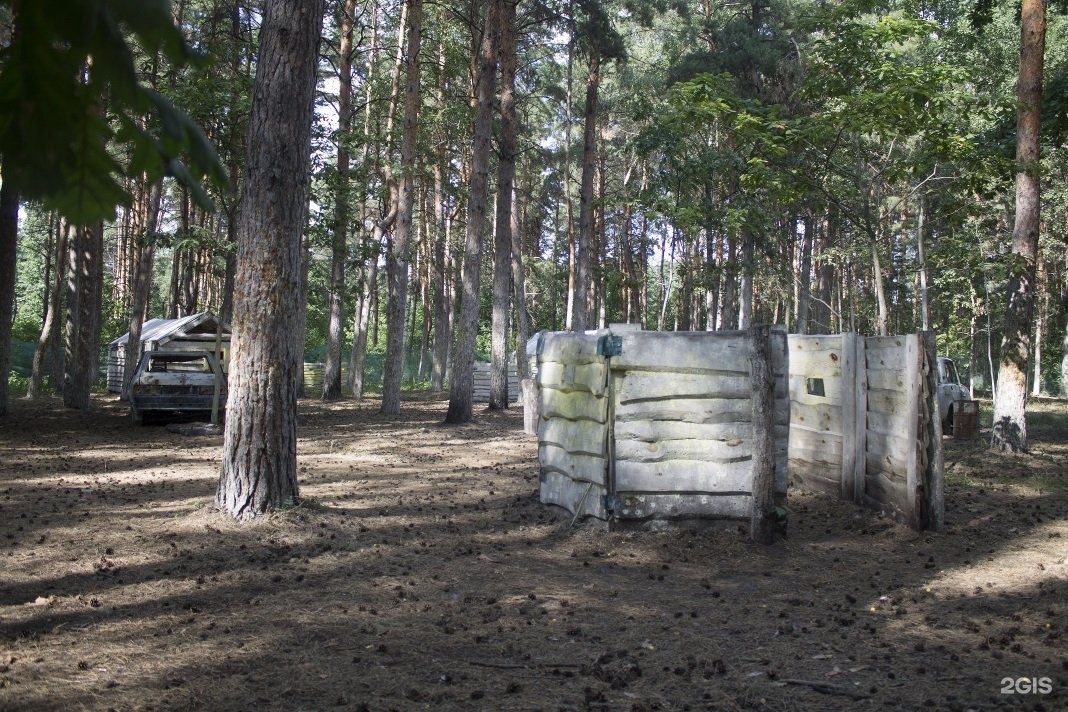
[0,394,1065,712]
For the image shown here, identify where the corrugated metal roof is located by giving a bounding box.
[109,312,226,347]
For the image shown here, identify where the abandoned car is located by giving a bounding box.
[128,350,226,425]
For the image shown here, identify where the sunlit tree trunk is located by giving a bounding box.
[489,0,518,409]
[445,0,500,424]
[323,0,357,402]
[796,215,812,334]
[217,0,325,520]
[381,0,424,415]
[992,0,1044,452]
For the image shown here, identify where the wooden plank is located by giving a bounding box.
[922,331,945,531]
[539,443,607,485]
[610,493,753,521]
[537,361,607,395]
[748,324,778,543]
[539,388,609,423]
[789,429,844,462]
[865,410,911,437]
[538,418,607,456]
[863,469,909,515]
[864,336,909,360]
[612,331,751,373]
[865,368,908,391]
[615,397,789,425]
[790,400,841,433]
[615,458,753,493]
[847,333,867,504]
[539,471,607,520]
[538,333,605,365]
[521,379,539,436]
[615,436,753,464]
[865,388,910,415]
[787,334,843,355]
[616,419,754,443]
[617,372,750,403]
[788,374,844,406]
[787,346,846,378]
[865,429,914,465]
[788,461,842,497]
[864,449,910,480]
[903,334,921,528]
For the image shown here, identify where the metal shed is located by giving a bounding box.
[107,312,231,394]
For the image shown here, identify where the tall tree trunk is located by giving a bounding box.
[445,0,500,424]
[323,0,358,401]
[217,0,325,520]
[720,233,738,329]
[738,230,754,329]
[916,195,930,332]
[796,214,812,334]
[430,6,451,392]
[572,47,600,333]
[870,235,890,336]
[350,241,382,400]
[381,0,424,415]
[62,222,104,411]
[1061,312,1068,398]
[510,184,532,381]
[812,212,834,334]
[563,30,576,331]
[121,181,164,401]
[489,0,518,409]
[0,183,17,416]
[29,219,68,398]
[992,0,1045,452]
[348,0,381,398]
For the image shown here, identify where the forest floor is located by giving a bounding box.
[0,393,1065,712]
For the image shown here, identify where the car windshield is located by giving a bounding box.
[945,360,959,385]
[146,354,212,373]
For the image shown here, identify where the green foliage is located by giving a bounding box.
[0,0,227,225]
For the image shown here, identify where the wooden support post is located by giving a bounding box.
[521,378,538,435]
[749,324,778,544]
[921,331,945,531]
[844,333,867,505]
[904,335,922,529]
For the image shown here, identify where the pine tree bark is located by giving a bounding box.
[572,47,599,333]
[121,181,163,401]
[381,0,425,415]
[323,0,358,402]
[489,0,518,409]
[0,183,17,416]
[63,222,104,411]
[429,7,451,392]
[796,214,812,334]
[992,0,1045,452]
[445,0,501,424]
[29,219,68,399]
[217,0,325,520]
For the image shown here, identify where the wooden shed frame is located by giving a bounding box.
[787,332,944,530]
[534,327,944,532]
[107,312,231,394]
